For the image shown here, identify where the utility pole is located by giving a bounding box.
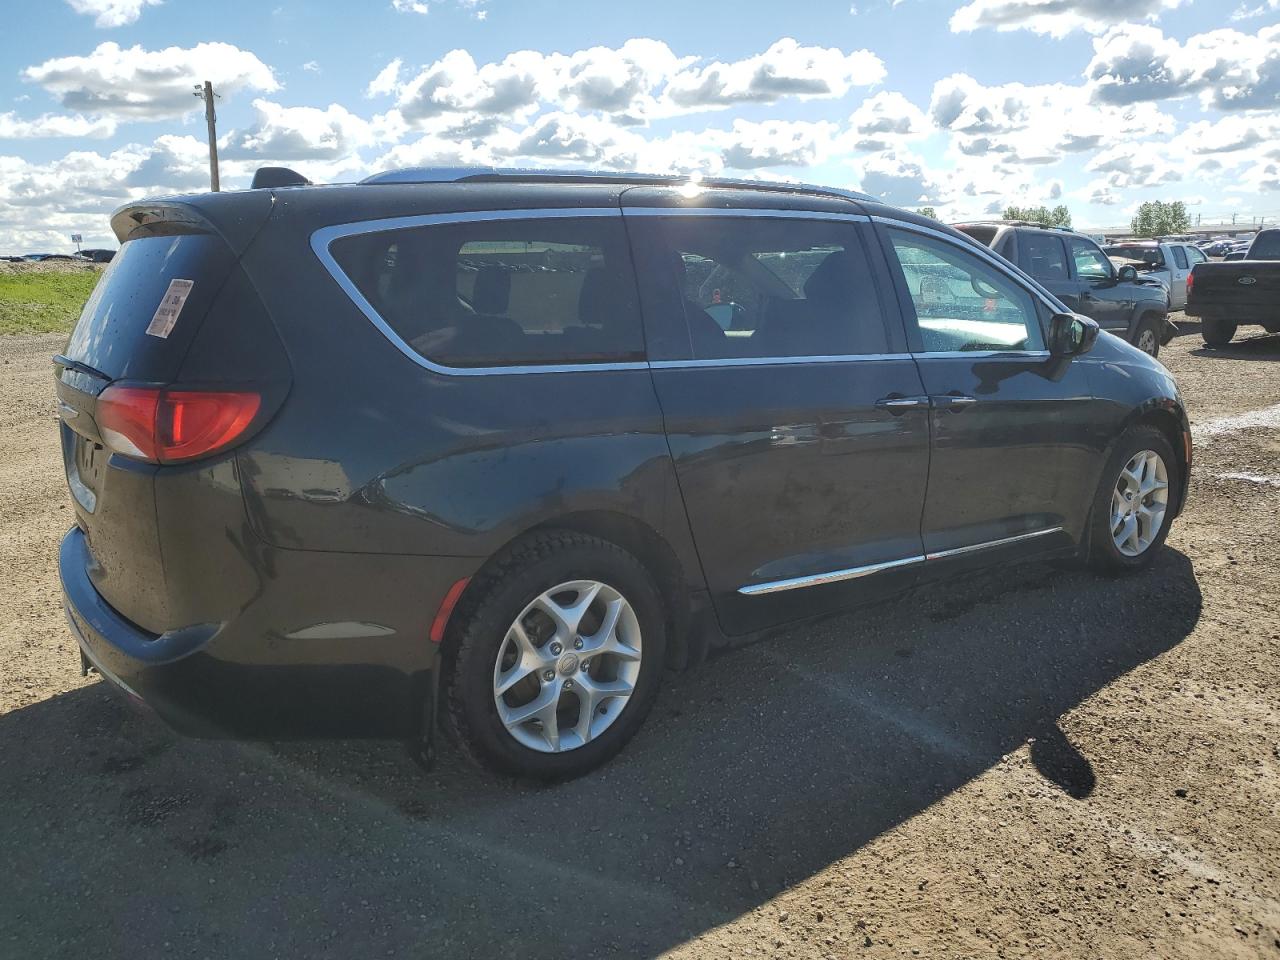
[193,80,220,192]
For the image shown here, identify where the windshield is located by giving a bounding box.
[1103,245,1164,267]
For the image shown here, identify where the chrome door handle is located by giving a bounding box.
[875,395,930,414]
[934,395,977,411]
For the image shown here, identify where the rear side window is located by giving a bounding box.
[633,216,889,361]
[1020,233,1069,281]
[329,217,644,368]
[1172,246,1189,269]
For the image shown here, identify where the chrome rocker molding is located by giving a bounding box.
[738,526,1064,596]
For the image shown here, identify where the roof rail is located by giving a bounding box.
[359,166,874,204]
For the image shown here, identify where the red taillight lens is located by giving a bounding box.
[1185,269,1194,298]
[96,386,261,464]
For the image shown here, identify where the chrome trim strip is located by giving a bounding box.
[624,208,870,223]
[650,352,913,369]
[310,207,650,378]
[870,214,1069,316]
[924,526,1064,561]
[738,555,924,596]
[737,526,1065,596]
[914,350,1050,359]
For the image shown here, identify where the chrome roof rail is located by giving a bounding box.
[359,166,873,203]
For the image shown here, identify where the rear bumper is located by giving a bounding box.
[59,526,467,740]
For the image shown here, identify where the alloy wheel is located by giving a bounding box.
[1111,449,1169,556]
[492,580,642,753]
[1136,327,1158,355]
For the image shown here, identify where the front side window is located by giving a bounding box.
[1020,233,1069,281]
[1172,246,1189,269]
[1069,238,1114,281]
[887,228,1045,353]
[329,217,644,367]
[1187,247,1206,263]
[643,217,889,360]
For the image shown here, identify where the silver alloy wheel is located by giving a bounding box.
[1111,449,1169,557]
[492,580,642,753]
[1136,327,1158,355]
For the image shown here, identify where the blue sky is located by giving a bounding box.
[1,0,1278,249]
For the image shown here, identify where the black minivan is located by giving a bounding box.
[57,168,1191,779]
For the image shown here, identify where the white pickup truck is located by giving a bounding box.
[1101,241,1208,310]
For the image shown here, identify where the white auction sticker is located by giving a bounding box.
[145,278,194,339]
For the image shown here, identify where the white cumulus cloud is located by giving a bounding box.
[65,0,163,28]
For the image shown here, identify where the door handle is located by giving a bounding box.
[933,395,977,411]
[875,395,930,414]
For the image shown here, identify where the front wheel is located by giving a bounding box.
[1201,317,1237,347]
[1132,315,1162,357]
[446,532,667,780]
[1087,426,1179,574]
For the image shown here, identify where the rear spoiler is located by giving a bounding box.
[109,191,274,257]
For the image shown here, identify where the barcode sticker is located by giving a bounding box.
[145,279,194,339]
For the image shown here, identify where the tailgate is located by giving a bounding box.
[56,202,265,633]
[1188,262,1280,315]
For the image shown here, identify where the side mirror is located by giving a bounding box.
[1048,312,1099,358]
[1117,265,1138,282]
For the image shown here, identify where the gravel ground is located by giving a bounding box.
[1,321,1278,959]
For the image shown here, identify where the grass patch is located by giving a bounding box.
[0,270,102,336]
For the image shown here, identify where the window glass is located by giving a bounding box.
[887,228,1045,353]
[1187,247,1206,263]
[1172,246,1189,269]
[1020,233,1069,281]
[650,217,888,360]
[1069,238,1113,280]
[1250,231,1280,259]
[330,217,644,367]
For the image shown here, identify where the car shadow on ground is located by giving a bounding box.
[0,550,1201,959]
[1190,333,1280,361]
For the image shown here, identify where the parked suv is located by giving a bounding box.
[1100,240,1206,311]
[57,169,1190,780]
[954,222,1173,356]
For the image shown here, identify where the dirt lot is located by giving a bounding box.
[2,322,1278,959]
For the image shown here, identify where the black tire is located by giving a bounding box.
[1202,317,1237,347]
[445,531,667,780]
[1087,425,1179,575]
[1132,314,1162,357]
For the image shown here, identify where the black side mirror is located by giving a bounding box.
[1048,312,1099,357]
[1117,265,1138,282]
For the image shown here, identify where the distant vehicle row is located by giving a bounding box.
[0,250,115,263]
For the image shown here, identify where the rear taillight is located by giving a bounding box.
[96,385,261,464]
[1185,269,1194,298]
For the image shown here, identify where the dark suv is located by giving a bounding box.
[954,222,1173,357]
[57,169,1190,780]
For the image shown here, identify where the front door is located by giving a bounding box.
[625,197,932,634]
[875,222,1099,571]
[1067,236,1132,333]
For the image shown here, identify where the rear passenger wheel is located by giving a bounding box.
[446,532,666,780]
[1133,316,1161,357]
[1201,318,1237,347]
[1087,426,1178,574]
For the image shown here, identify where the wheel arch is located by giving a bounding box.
[441,509,703,676]
[1125,401,1191,517]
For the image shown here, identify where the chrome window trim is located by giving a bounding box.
[650,353,913,370]
[312,206,879,376]
[311,207,651,377]
[737,526,1064,596]
[623,207,871,223]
